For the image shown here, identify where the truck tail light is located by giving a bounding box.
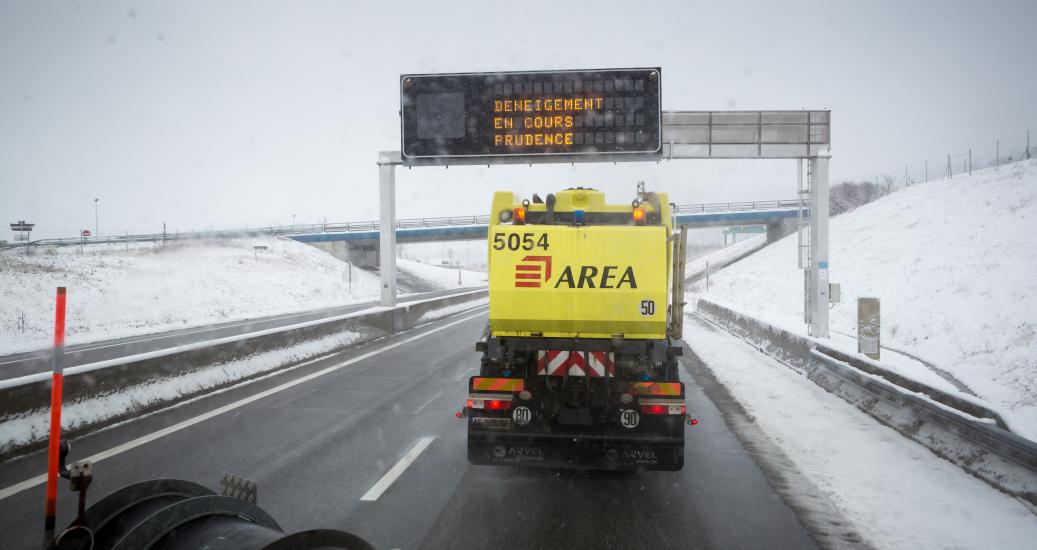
[468,394,513,410]
[642,404,664,415]
[513,207,526,224]
[632,207,646,224]
[640,400,686,415]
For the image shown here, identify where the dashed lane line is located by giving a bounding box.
[360,436,436,502]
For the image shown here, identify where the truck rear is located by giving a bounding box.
[468,187,688,471]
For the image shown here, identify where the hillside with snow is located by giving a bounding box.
[0,237,485,354]
[693,159,1037,438]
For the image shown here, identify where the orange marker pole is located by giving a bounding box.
[43,287,66,543]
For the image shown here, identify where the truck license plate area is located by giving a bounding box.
[471,417,513,430]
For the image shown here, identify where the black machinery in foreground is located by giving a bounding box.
[46,443,375,550]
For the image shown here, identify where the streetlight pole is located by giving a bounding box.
[94,198,99,237]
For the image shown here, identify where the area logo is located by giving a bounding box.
[514,255,552,287]
[514,256,638,289]
[554,265,636,289]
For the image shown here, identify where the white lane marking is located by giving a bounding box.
[67,311,322,352]
[0,356,45,366]
[415,391,443,413]
[360,436,436,502]
[0,308,487,502]
[0,310,336,365]
[454,367,475,381]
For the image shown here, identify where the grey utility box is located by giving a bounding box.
[858,297,880,360]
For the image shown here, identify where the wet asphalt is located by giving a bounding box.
[0,309,829,550]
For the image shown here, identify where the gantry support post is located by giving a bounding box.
[378,151,399,307]
[808,152,831,337]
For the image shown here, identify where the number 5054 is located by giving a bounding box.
[492,233,549,251]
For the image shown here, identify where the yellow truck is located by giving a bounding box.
[468,186,688,470]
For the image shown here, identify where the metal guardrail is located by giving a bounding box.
[2,201,799,250]
[695,298,1037,505]
[673,199,801,214]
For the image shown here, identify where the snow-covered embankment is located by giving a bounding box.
[0,237,484,355]
[692,159,1037,438]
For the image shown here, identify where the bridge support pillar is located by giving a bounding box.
[306,241,347,262]
[766,219,797,243]
[301,240,379,268]
[348,244,379,267]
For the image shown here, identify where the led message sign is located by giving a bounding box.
[400,68,662,160]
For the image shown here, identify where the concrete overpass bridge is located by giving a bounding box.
[291,200,802,266]
[4,200,801,267]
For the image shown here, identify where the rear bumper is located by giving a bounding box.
[468,430,684,471]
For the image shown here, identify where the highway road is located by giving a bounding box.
[0,287,477,382]
[0,307,852,549]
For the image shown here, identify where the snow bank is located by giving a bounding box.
[683,316,1037,550]
[694,160,1037,438]
[685,235,766,283]
[397,258,486,290]
[416,297,489,324]
[0,238,483,355]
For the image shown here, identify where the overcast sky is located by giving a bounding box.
[2,0,1035,239]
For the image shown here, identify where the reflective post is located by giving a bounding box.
[44,287,67,543]
[378,152,398,307]
[809,153,831,338]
